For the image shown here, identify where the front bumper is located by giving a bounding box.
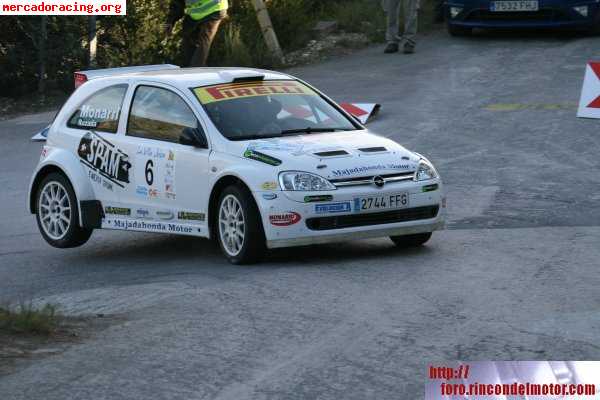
[446,0,600,29]
[254,178,446,249]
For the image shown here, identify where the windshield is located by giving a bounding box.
[193,80,358,141]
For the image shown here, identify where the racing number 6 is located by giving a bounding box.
[145,160,154,186]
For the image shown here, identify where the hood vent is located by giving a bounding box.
[358,147,387,153]
[313,150,349,157]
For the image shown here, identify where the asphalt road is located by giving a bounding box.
[1,30,600,399]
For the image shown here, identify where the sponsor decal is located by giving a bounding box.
[104,219,200,235]
[136,186,148,197]
[78,131,131,188]
[156,210,174,220]
[244,149,282,166]
[79,105,120,125]
[177,211,205,222]
[261,181,278,190]
[269,211,301,226]
[40,146,49,160]
[315,202,351,214]
[136,208,151,219]
[304,195,333,203]
[247,140,300,153]
[135,146,176,201]
[262,193,278,200]
[331,163,411,178]
[105,206,131,216]
[194,80,317,104]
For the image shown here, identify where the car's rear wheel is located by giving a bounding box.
[447,23,472,36]
[390,232,432,248]
[216,185,266,264]
[36,173,92,248]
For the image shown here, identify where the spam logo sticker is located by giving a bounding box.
[194,80,317,104]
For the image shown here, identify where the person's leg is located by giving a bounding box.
[181,17,197,67]
[402,0,419,53]
[189,17,223,67]
[383,0,401,53]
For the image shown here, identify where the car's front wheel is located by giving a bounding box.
[36,172,92,248]
[216,185,266,264]
[390,232,432,248]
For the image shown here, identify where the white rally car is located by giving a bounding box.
[29,65,445,264]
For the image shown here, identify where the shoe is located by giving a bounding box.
[384,43,399,54]
[403,42,415,54]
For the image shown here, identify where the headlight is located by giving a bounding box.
[573,5,588,16]
[279,171,336,191]
[450,6,463,18]
[414,159,438,181]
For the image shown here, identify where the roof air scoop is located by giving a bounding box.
[313,150,349,157]
[358,147,387,153]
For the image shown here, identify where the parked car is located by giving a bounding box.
[445,0,600,35]
[28,65,445,264]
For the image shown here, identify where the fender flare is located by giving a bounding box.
[207,168,263,239]
[28,148,96,226]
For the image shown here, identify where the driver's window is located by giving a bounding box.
[127,85,198,144]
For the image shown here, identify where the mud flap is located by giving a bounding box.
[80,200,103,229]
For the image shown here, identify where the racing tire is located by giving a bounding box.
[447,23,472,36]
[389,232,432,248]
[216,184,266,265]
[35,172,92,248]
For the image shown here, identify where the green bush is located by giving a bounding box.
[0,303,61,335]
[0,0,437,99]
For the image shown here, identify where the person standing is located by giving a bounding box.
[383,0,419,54]
[166,0,229,67]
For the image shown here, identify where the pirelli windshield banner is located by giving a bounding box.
[194,80,317,104]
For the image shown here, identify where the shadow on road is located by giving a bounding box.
[68,232,437,270]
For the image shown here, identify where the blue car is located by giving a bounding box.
[445,0,600,35]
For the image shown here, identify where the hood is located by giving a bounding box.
[234,130,420,180]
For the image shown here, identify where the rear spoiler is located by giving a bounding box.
[74,64,180,88]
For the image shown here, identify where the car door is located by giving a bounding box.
[117,83,210,237]
[65,84,131,210]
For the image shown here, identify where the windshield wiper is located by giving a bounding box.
[228,133,281,141]
[280,127,349,136]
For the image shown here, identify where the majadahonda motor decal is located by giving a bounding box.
[331,163,412,178]
[78,131,131,188]
[194,80,317,104]
[269,212,301,226]
[105,206,131,216]
[244,149,282,166]
[104,219,200,235]
[177,211,206,222]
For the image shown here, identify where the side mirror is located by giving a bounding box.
[180,126,208,148]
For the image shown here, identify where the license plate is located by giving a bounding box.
[354,192,409,212]
[490,0,539,11]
